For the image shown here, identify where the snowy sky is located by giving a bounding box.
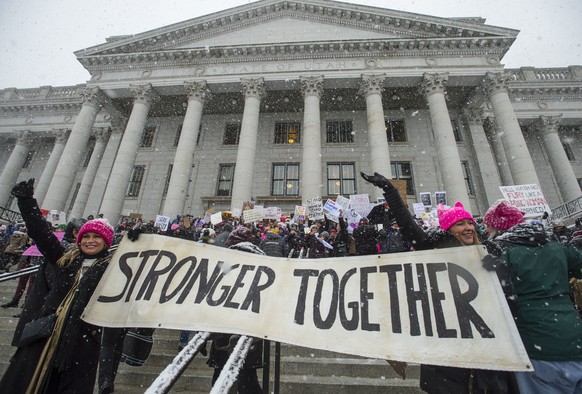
[1,0,581,89]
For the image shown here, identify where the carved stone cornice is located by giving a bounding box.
[15,130,33,146]
[78,86,106,108]
[0,102,82,114]
[538,115,562,135]
[359,74,385,97]
[241,78,266,100]
[420,72,448,98]
[300,75,324,98]
[185,80,211,102]
[129,84,160,105]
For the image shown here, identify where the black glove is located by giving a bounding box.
[360,172,394,191]
[11,178,35,199]
[127,226,144,242]
[482,254,504,271]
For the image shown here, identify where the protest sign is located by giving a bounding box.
[293,205,306,222]
[349,194,370,217]
[346,209,362,233]
[335,195,350,213]
[155,215,171,232]
[435,192,447,206]
[420,192,432,207]
[413,203,426,218]
[84,235,530,371]
[305,197,324,221]
[499,184,551,218]
[210,212,223,225]
[263,207,279,220]
[323,199,341,223]
[46,210,67,227]
[242,209,263,223]
[23,232,65,256]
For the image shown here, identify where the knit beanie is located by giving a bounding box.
[483,200,525,231]
[77,218,115,247]
[226,225,253,247]
[437,202,474,231]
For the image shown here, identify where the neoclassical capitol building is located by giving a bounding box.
[0,0,581,225]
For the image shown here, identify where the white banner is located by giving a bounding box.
[83,235,530,371]
[499,184,551,218]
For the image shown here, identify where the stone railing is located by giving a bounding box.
[0,85,83,103]
[507,66,581,82]
[551,195,582,222]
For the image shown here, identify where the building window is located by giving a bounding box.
[217,164,235,196]
[22,150,35,169]
[563,142,576,161]
[274,122,301,144]
[223,123,241,145]
[83,147,94,167]
[390,161,415,195]
[327,163,356,195]
[452,119,463,142]
[272,163,299,196]
[163,164,173,196]
[461,161,475,195]
[126,165,146,197]
[326,121,354,143]
[174,124,182,147]
[140,126,156,148]
[385,119,407,142]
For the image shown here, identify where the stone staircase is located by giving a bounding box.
[0,276,422,393]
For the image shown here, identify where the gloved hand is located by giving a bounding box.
[11,178,35,199]
[482,254,504,271]
[127,226,144,242]
[360,172,394,191]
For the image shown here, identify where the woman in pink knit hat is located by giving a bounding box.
[361,171,516,394]
[0,178,118,394]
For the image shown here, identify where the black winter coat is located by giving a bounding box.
[382,186,517,394]
[0,197,111,394]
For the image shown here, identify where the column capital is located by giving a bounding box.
[300,75,324,98]
[463,107,484,124]
[51,128,70,143]
[185,80,211,103]
[420,72,448,98]
[130,83,161,105]
[14,130,33,146]
[92,127,110,142]
[538,114,563,135]
[483,72,510,97]
[359,74,386,97]
[109,117,127,135]
[240,78,266,100]
[77,86,106,108]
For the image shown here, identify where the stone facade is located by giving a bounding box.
[0,0,581,224]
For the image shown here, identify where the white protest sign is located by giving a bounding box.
[232,209,241,218]
[46,210,67,227]
[84,235,531,371]
[305,197,324,221]
[413,203,426,218]
[294,205,306,222]
[154,215,171,232]
[323,199,341,223]
[242,209,263,223]
[335,195,351,213]
[210,212,223,225]
[263,207,279,220]
[350,194,371,217]
[346,208,362,234]
[499,184,551,218]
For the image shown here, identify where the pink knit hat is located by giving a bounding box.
[437,202,474,231]
[77,218,115,247]
[483,200,525,231]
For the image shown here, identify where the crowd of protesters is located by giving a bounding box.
[1,174,582,393]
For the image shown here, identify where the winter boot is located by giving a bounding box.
[1,299,18,308]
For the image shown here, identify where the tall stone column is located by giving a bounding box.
[35,129,69,206]
[163,81,210,217]
[360,74,392,201]
[69,128,110,220]
[100,84,159,224]
[463,109,502,206]
[43,86,104,211]
[0,131,33,207]
[85,117,126,218]
[485,117,514,186]
[538,115,581,202]
[300,76,324,202]
[484,72,540,186]
[420,73,470,208]
[230,78,265,212]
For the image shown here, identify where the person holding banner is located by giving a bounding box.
[361,171,517,394]
[483,200,582,393]
[0,178,118,394]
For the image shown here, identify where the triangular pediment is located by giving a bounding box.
[77,0,518,58]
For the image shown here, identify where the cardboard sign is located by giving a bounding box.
[305,197,324,221]
[499,184,551,218]
[83,235,531,371]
